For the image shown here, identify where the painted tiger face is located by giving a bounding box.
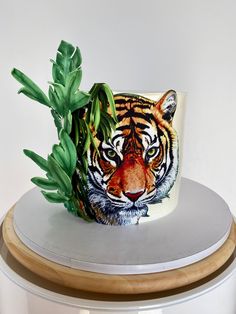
[87,90,179,225]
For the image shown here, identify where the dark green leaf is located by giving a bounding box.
[89,128,100,156]
[51,109,62,135]
[65,69,82,98]
[64,199,78,214]
[55,53,66,74]
[64,110,72,134]
[42,191,69,203]
[51,61,64,85]
[31,177,58,190]
[98,119,109,142]
[71,47,82,70]
[48,86,57,111]
[70,91,90,112]
[89,83,101,98]
[47,155,72,195]
[81,155,88,174]
[73,116,79,146]
[59,129,77,177]
[98,90,108,112]
[49,83,66,115]
[52,144,68,172]
[11,68,50,107]
[58,40,74,57]
[56,41,75,80]
[101,111,116,136]
[101,83,118,122]
[23,149,48,171]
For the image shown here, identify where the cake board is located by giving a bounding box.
[2,178,236,294]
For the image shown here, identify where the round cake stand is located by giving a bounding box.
[0,219,236,313]
[2,178,235,295]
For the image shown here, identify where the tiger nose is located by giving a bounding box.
[124,190,145,202]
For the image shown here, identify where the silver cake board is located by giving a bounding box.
[12,178,233,275]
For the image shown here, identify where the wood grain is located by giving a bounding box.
[2,206,236,295]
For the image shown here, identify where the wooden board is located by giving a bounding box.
[2,207,236,295]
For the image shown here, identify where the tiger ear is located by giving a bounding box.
[156,90,177,123]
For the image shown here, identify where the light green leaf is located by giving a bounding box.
[31,177,58,190]
[23,149,48,171]
[83,123,91,154]
[11,68,50,107]
[94,97,101,131]
[41,191,69,203]
[47,155,72,195]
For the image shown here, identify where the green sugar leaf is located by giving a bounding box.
[64,110,72,134]
[71,47,82,70]
[98,90,108,112]
[59,129,77,177]
[48,86,64,115]
[49,83,66,115]
[11,68,50,107]
[83,123,91,154]
[51,61,64,85]
[65,68,82,99]
[70,91,90,112]
[89,127,100,156]
[31,177,58,190]
[56,41,75,80]
[51,109,62,135]
[58,40,75,57]
[41,191,69,203]
[23,149,48,171]
[94,97,101,131]
[81,155,88,174]
[101,111,116,136]
[52,144,68,172]
[99,119,109,142]
[73,116,80,146]
[101,83,118,123]
[47,155,72,195]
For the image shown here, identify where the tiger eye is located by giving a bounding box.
[106,149,117,159]
[147,147,158,158]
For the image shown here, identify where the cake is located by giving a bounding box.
[12,40,184,226]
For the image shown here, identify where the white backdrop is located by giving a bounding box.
[0,0,236,217]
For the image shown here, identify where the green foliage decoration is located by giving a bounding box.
[12,40,118,221]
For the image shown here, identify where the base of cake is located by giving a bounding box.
[2,178,235,294]
[10,178,233,276]
[2,208,235,294]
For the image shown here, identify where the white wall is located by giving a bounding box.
[0,0,236,217]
